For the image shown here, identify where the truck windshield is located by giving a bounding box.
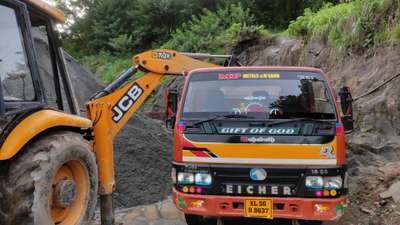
[182,71,336,120]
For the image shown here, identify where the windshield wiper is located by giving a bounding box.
[193,114,254,126]
[266,117,335,127]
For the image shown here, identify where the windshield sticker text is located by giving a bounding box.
[243,73,280,79]
[244,96,267,101]
[218,73,241,80]
[297,75,316,80]
[218,127,300,135]
[240,136,276,143]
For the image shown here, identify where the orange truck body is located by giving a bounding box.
[171,67,348,221]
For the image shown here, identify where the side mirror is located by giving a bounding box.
[164,88,179,129]
[338,86,354,133]
[165,116,176,129]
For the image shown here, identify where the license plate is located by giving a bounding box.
[244,199,273,219]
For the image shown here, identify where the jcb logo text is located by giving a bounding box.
[112,83,143,122]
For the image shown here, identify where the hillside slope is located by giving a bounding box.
[237,36,400,224]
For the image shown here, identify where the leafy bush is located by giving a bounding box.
[162,4,268,53]
[287,0,400,51]
[80,52,132,83]
[395,22,400,41]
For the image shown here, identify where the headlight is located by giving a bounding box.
[305,176,323,189]
[177,172,194,184]
[324,176,343,189]
[195,173,212,186]
[171,168,177,184]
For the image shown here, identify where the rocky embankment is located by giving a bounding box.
[236,36,400,225]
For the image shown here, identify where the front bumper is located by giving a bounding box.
[173,188,346,221]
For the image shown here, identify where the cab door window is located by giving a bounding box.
[0,4,35,101]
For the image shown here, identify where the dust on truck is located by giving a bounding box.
[170,67,354,225]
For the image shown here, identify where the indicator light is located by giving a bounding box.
[178,121,185,133]
[330,189,337,196]
[323,190,330,196]
[315,190,323,197]
[189,186,196,193]
[182,186,189,193]
[196,187,203,193]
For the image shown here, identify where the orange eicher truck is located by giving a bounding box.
[169,67,354,225]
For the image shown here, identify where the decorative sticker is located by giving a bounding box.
[217,127,300,135]
[242,73,280,79]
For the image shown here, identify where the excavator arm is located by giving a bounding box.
[85,49,228,225]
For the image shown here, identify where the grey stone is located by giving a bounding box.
[380,181,400,203]
[151,219,186,225]
[123,216,149,225]
[159,201,181,220]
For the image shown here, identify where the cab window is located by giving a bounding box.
[0,4,35,101]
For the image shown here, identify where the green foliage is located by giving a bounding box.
[59,0,342,56]
[80,52,132,83]
[287,0,400,51]
[61,0,222,55]
[108,34,133,53]
[163,4,268,53]
[395,24,400,41]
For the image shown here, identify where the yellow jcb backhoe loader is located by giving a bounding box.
[0,1,236,225]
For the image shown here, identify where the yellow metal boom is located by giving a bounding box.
[85,49,220,224]
[25,0,65,23]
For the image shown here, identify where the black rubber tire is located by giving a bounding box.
[185,214,220,225]
[295,220,323,225]
[0,131,98,225]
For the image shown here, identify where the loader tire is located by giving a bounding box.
[0,131,98,225]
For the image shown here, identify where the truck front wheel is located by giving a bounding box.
[0,131,98,225]
[294,220,323,225]
[185,214,222,225]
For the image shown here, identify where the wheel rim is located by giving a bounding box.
[49,160,89,225]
